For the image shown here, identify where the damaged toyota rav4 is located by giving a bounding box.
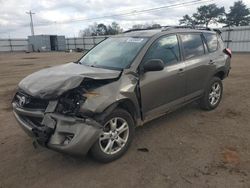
[12,27,231,162]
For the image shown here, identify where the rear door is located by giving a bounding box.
[203,32,225,76]
[179,33,211,100]
[139,34,186,121]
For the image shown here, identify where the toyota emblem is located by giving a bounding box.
[16,95,27,107]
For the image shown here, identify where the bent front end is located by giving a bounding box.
[12,92,102,156]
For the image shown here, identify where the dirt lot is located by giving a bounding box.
[0,52,250,188]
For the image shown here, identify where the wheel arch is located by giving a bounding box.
[94,98,141,126]
[214,69,226,80]
[116,99,140,124]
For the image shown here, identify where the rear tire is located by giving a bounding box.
[90,108,135,163]
[200,77,223,110]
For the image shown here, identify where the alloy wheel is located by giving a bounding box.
[99,117,129,155]
[209,82,221,106]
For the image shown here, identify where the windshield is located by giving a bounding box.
[79,37,148,70]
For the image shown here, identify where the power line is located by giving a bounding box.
[0,0,214,35]
[26,10,35,35]
[38,0,214,25]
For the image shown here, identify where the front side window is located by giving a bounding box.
[79,37,148,70]
[143,35,180,65]
[203,33,218,52]
[180,34,205,60]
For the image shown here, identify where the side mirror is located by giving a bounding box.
[143,59,164,72]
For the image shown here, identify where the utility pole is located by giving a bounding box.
[26,10,35,36]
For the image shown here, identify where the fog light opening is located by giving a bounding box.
[63,134,74,145]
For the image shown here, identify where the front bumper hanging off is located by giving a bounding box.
[12,102,102,156]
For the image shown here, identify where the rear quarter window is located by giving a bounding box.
[180,34,205,60]
[203,33,218,52]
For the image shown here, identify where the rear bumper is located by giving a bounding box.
[12,102,102,156]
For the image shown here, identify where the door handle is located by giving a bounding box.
[209,60,215,65]
[177,68,184,75]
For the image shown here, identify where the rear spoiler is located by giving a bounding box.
[213,29,222,35]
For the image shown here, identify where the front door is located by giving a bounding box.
[139,35,186,121]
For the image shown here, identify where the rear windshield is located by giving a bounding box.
[79,37,148,70]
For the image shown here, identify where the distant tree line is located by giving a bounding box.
[130,23,161,29]
[179,0,250,27]
[79,22,123,36]
[79,22,162,36]
[79,1,250,36]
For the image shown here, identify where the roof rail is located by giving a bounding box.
[162,25,221,34]
[124,25,193,33]
[193,26,222,34]
[161,25,193,30]
[123,27,160,33]
[123,25,221,34]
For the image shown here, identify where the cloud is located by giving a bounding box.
[0,0,249,38]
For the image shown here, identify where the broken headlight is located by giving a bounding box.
[56,88,86,116]
[56,78,115,117]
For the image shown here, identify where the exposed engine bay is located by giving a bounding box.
[56,78,117,117]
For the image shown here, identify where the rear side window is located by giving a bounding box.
[203,33,218,52]
[143,35,180,65]
[217,35,224,49]
[180,34,205,60]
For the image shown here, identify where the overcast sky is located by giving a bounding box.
[0,0,250,38]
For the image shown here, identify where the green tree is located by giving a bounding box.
[96,23,108,35]
[131,23,161,29]
[79,22,123,36]
[107,22,123,35]
[150,23,161,29]
[179,4,225,27]
[223,1,250,26]
[131,24,145,29]
[79,22,98,36]
[179,15,198,27]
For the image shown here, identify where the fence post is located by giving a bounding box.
[226,26,233,48]
[9,38,13,52]
[83,37,85,51]
[74,37,77,50]
[93,36,96,46]
[67,39,69,50]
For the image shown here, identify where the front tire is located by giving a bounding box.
[200,77,223,110]
[90,108,135,163]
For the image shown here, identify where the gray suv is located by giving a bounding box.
[12,27,231,162]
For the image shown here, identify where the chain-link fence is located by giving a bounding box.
[1,26,250,52]
[220,26,250,52]
[65,36,108,51]
[0,38,28,52]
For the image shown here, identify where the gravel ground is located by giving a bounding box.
[0,52,250,188]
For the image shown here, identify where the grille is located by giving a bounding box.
[22,116,44,127]
[14,92,49,110]
[13,91,49,128]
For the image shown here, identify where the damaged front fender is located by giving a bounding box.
[80,71,141,124]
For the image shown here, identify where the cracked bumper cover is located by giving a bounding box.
[12,102,102,156]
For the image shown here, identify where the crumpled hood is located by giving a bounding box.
[18,62,121,99]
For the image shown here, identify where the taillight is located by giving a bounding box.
[223,48,232,58]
